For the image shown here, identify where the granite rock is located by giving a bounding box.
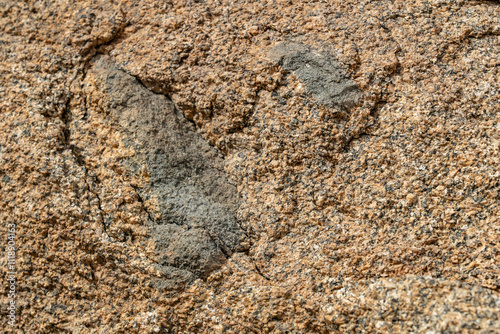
[1,0,499,333]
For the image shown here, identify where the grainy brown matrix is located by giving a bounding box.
[0,0,499,333]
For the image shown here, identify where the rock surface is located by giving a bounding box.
[0,0,499,333]
[87,55,246,286]
[269,43,362,110]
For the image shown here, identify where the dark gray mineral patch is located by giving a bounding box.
[89,56,246,288]
[270,43,362,110]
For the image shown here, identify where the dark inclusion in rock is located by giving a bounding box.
[270,43,362,110]
[90,56,246,289]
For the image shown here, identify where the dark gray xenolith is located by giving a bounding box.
[270,43,362,110]
[90,56,245,289]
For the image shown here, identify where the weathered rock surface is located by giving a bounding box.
[270,43,362,110]
[1,0,499,333]
[87,55,245,285]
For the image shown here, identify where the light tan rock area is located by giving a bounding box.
[1,0,500,332]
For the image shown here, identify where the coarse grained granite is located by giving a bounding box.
[0,0,499,333]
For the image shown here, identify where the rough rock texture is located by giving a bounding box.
[87,55,246,286]
[269,43,362,111]
[1,0,500,333]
